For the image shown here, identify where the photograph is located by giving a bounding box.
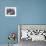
[18,24,46,46]
[5,7,16,16]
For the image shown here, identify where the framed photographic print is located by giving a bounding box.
[18,24,46,42]
[5,7,16,16]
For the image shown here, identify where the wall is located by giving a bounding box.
[0,0,46,44]
[19,0,46,24]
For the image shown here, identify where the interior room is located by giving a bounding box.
[0,0,46,46]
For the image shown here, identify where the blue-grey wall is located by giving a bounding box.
[0,0,46,44]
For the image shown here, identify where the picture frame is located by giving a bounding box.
[5,7,16,16]
[18,24,46,42]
